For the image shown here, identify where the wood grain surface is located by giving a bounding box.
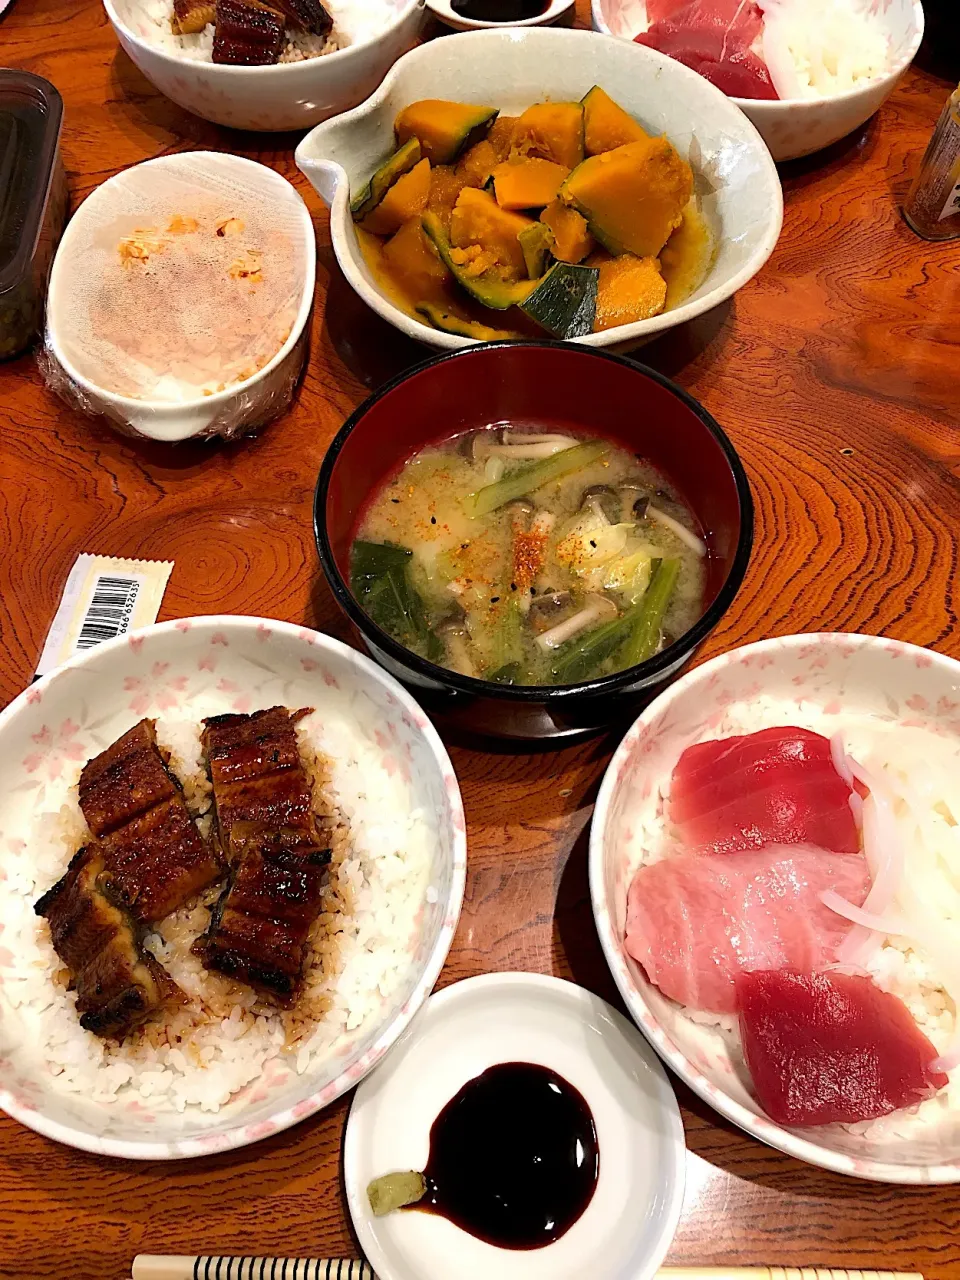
[2,3,960,1278]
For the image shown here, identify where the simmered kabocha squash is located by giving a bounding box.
[510,102,585,169]
[360,159,432,237]
[519,262,598,338]
[486,115,518,162]
[581,85,651,155]
[426,165,471,232]
[541,199,594,263]
[450,187,534,280]
[456,139,500,189]
[381,218,451,301]
[492,158,570,211]
[421,212,536,309]
[560,137,693,258]
[395,100,499,165]
[416,303,513,340]
[350,137,421,220]
[518,222,554,279]
[353,88,710,338]
[592,252,667,330]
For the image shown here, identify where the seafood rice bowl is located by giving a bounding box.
[0,617,465,1158]
[591,631,960,1182]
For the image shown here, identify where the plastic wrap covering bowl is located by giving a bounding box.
[41,152,315,443]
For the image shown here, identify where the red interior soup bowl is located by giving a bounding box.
[314,342,753,740]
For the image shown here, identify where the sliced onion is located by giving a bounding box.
[849,790,864,828]
[835,759,906,965]
[830,731,854,787]
[646,504,706,556]
[820,889,909,936]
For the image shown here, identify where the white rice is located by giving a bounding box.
[624,696,960,1142]
[135,0,398,63]
[3,711,431,1115]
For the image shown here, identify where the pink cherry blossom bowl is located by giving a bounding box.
[590,630,960,1183]
[591,0,924,162]
[0,616,466,1159]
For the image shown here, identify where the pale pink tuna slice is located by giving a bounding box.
[668,726,862,856]
[737,969,948,1126]
[624,846,871,1013]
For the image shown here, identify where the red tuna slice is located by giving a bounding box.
[669,727,861,856]
[635,0,779,100]
[624,846,871,1013]
[737,969,948,1126]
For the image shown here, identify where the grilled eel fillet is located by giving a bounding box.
[194,708,331,1002]
[35,846,180,1039]
[78,719,223,924]
[198,824,331,1002]
[201,707,320,860]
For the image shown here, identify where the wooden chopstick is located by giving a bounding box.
[131,1258,925,1280]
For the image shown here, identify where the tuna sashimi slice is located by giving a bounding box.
[737,970,948,1126]
[635,0,779,100]
[669,726,862,856]
[624,846,871,1013]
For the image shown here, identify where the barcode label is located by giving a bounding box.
[35,553,173,677]
[75,575,141,649]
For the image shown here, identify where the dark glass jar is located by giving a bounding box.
[0,70,68,360]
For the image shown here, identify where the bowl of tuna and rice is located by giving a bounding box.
[103,0,427,130]
[591,630,960,1183]
[591,0,924,161]
[0,616,465,1159]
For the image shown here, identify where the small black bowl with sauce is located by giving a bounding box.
[314,341,753,742]
[424,0,574,31]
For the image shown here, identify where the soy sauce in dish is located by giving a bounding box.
[449,0,550,20]
[418,1061,599,1249]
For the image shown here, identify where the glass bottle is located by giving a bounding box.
[902,82,960,241]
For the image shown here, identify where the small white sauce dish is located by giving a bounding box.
[345,971,685,1280]
[102,0,427,132]
[43,152,315,444]
[591,0,924,162]
[296,27,782,353]
[423,0,574,34]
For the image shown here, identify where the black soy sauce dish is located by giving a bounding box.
[367,1062,600,1250]
[314,341,753,742]
[423,0,573,31]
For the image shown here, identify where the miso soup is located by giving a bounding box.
[351,427,707,686]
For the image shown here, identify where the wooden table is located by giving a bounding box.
[2,3,960,1277]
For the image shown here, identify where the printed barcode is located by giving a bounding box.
[76,575,141,649]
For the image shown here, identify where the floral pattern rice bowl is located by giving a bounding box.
[0,617,465,1159]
